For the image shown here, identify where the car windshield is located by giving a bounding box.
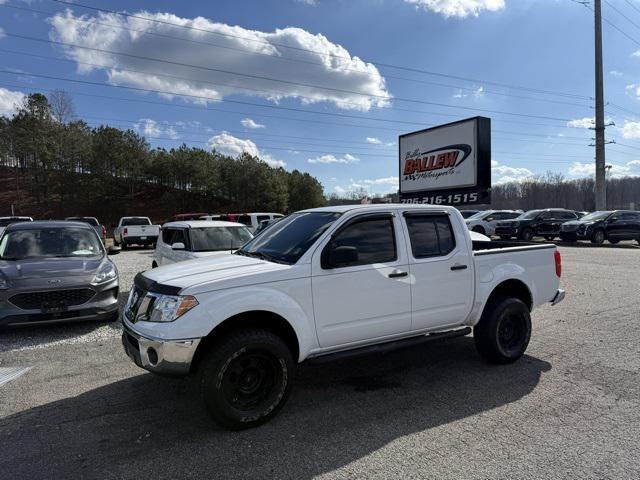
[517,210,542,220]
[236,212,342,265]
[467,211,491,220]
[0,227,104,260]
[67,217,99,226]
[0,218,31,227]
[122,218,151,226]
[579,211,612,222]
[189,226,253,252]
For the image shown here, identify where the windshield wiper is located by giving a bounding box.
[235,250,288,264]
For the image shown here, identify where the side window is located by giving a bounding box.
[326,216,396,268]
[559,211,576,220]
[257,215,270,223]
[621,213,636,220]
[504,212,520,220]
[405,214,456,258]
[237,215,252,226]
[538,211,551,220]
[162,228,175,245]
[173,228,187,247]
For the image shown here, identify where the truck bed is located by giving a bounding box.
[472,240,555,254]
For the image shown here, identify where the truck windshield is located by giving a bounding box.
[122,218,151,226]
[236,212,341,265]
[0,227,104,260]
[190,226,253,252]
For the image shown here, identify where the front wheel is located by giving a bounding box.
[519,228,534,242]
[199,329,295,430]
[591,229,605,245]
[544,235,556,241]
[608,239,619,244]
[474,295,531,364]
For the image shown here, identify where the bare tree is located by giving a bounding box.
[48,90,76,124]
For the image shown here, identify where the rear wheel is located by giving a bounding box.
[474,295,531,364]
[591,229,605,245]
[121,241,128,250]
[199,329,295,430]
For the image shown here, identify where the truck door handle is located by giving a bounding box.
[450,264,468,271]
[388,271,408,278]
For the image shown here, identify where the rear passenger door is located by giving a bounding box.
[311,212,411,348]
[402,211,474,331]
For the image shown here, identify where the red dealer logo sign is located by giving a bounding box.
[399,117,491,206]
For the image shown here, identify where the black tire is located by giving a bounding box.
[199,329,295,430]
[474,295,531,364]
[121,241,128,250]
[544,235,555,241]
[559,235,575,243]
[519,228,534,241]
[499,235,511,240]
[113,238,120,247]
[151,261,158,268]
[472,226,486,235]
[591,229,605,245]
[608,239,619,244]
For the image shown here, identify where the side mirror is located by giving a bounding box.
[171,242,186,251]
[326,245,358,268]
[107,246,121,255]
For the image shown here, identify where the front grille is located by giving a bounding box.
[9,288,96,310]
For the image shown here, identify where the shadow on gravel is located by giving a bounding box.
[0,336,551,479]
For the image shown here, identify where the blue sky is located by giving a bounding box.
[2,0,640,195]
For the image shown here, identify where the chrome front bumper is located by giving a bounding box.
[121,321,201,376]
[551,289,565,306]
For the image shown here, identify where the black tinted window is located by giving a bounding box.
[162,228,186,246]
[330,217,396,267]
[122,217,151,226]
[503,212,521,220]
[557,211,576,220]
[237,215,252,226]
[405,214,456,258]
[257,215,270,223]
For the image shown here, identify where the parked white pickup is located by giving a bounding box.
[113,217,160,249]
[122,204,565,429]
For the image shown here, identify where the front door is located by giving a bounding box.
[311,213,411,348]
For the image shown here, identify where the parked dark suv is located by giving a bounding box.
[494,209,580,241]
[560,210,640,244]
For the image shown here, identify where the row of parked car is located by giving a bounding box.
[459,209,640,245]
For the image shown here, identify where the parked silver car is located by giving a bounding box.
[0,221,120,327]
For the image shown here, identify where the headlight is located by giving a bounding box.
[142,294,199,323]
[91,261,117,285]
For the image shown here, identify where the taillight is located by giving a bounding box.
[124,227,128,236]
[554,250,562,278]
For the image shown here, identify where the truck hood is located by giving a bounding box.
[142,254,300,294]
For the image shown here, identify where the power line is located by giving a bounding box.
[0,80,592,141]
[2,32,578,122]
[42,0,593,101]
[623,0,640,16]
[0,47,582,128]
[604,0,640,33]
[0,3,594,108]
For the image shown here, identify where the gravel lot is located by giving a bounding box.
[1,246,639,479]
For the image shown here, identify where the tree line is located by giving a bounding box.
[0,93,326,223]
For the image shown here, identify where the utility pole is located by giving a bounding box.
[594,0,607,210]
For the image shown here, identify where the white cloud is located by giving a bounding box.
[334,176,399,195]
[620,121,640,139]
[610,70,623,77]
[308,153,359,164]
[491,160,534,184]
[241,118,265,129]
[208,131,285,167]
[568,161,639,178]
[405,0,505,18]
[334,185,347,194]
[49,10,390,111]
[567,117,594,129]
[0,87,25,116]
[134,118,179,139]
[366,137,382,144]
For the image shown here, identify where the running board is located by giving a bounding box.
[306,327,472,365]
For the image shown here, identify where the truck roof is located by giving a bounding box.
[4,220,93,231]
[299,204,459,214]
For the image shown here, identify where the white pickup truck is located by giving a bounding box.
[122,204,565,430]
[113,217,160,249]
